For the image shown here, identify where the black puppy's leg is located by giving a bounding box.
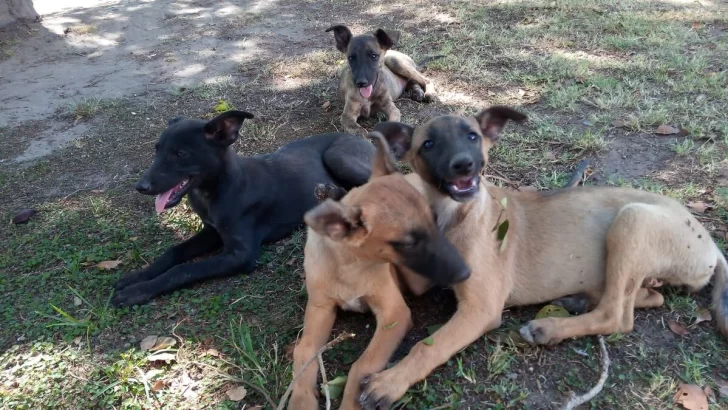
[551,294,592,315]
[114,226,222,291]
[112,242,260,307]
[314,183,348,202]
[323,136,375,189]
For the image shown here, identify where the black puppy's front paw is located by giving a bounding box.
[112,285,154,308]
[114,270,147,291]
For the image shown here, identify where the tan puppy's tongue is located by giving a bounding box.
[359,84,373,99]
[155,189,174,214]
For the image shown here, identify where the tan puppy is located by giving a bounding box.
[326,25,438,137]
[288,134,469,410]
[354,107,728,408]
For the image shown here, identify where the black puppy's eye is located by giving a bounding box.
[422,140,435,150]
[154,143,160,152]
[177,150,189,158]
[467,132,479,141]
[371,53,379,60]
[348,55,355,62]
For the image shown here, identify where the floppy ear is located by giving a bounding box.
[373,121,415,161]
[325,25,353,53]
[204,110,255,145]
[374,29,400,50]
[368,132,399,178]
[304,199,364,241]
[168,116,184,126]
[473,106,527,142]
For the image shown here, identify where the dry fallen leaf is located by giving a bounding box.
[673,383,708,410]
[146,352,176,362]
[686,202,712,213]
[716,378,728,398]
[150,336,176,351]
[286,257,297,266]
[535,304,570,320]
[226,386,247,401]
[73,296,82,306]
[611,119,626,128]
[668,320,690,336]
[322,101,331,110]
[691,22,703,30]
[249,406,263,410]
[90,189,105,194]
[205,348,220,357]
[691,309,712,327]
[519,185,538,192]
[12,209,37,224]
[140,335,159,351]
[96,260,122,270]
[151,380,165,392]
[655,125,680,135]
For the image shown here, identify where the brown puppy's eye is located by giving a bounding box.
[423,140,435,150]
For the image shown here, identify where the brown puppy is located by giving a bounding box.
[288,134,469,410]
[326,25,438,137]
[356,107,728,408]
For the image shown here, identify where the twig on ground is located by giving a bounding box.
[277,332,355,410]
[190,361,277,409]
[318,353,331,410]
[560,335,610,410]
[61,184,103,201]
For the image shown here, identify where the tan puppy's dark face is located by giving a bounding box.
[374,107,527,202]
[325,25,399,99]
[305,134,471,285]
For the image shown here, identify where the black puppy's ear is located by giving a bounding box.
[473,106,527,142]
[374,29,400,50]
[168,116,184,126]
[373,121,414,161]
[304,199,364,241]
[204,110,255,145]
[368,131,399,178]
[325,25,353,53]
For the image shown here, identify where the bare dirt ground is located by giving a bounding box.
[1,0,727,409]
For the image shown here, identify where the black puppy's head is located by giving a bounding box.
[325,25,399,100]
[135,110,254,213]
[305,133,471,285]
[374,107,526,202]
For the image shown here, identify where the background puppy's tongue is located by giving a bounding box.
[155,189,174,214]
[359,84,373,99]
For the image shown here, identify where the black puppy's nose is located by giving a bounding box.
[450,154,475,175]
[135,180,151,193]
[356,81,368,88]
[452,267,471,283]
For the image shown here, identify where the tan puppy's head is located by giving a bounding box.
[373,107,527,202]
[304,133,471,285]
[325,24,399,99]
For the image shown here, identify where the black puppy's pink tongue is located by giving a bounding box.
[155,189,174,214]
[359,84,373,99]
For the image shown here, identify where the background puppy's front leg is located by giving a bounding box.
[380,99,401,123]
[114,225,222,291]
[339,285,413,409]
[341,99,367,137]
[359,285,505,409]
[290,298,337,410]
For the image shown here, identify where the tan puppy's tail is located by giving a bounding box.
[563,159,591,188]
[416,55,445,72]
[714,248,728,339]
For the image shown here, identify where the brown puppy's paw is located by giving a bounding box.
[422,91,438,103]
[359,372,408,410]
[519,319,562,346]
[288,388,320,410]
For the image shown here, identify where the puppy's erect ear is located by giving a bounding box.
[204,110,254,145]
[168,116,184,126]
[473,106,527,142]
[304,199,365,241]
[325,25,353,53]
[368,132,399,178]
[374,29,400,50]
[373,121,415,161]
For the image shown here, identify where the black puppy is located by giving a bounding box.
[112,110,374,307]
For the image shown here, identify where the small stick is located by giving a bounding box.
[277,332,355,410]
[318,353,331,410]
[560,335,610,410]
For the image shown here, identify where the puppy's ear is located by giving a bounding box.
[305,199,364,241]
[374,29,400,50]
[168,116,184,126]
[368,132,399,178]
[325,25,353,53]
[373,121,414,162]
[473,106,526,142]
[204,110,254,145]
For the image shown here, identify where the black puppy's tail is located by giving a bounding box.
[416,55,446,72]
[714,250,728,340]
[563,159,591,188]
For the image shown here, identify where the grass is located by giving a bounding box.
[1,0,728,409]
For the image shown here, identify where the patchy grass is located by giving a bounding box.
[1,0,727,409]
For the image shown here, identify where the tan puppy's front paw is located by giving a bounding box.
[288,388,320,410]
[358,371,409,410]
[519,319,563,346]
